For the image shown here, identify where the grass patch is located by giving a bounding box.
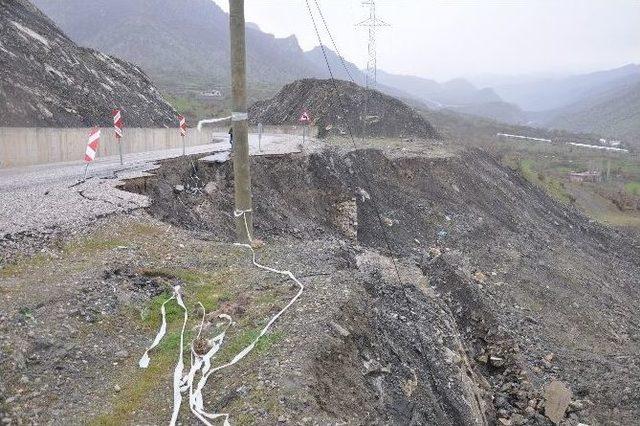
[216,327,284,365]
[0,253,50,278]
[139,268,227,328]
[63,237,127,254]
[90,329,189,426]
[624,181,640,196]
[517,159,574,204]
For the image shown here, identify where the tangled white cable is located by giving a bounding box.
[138,211,304,425]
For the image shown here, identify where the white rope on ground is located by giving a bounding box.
[138,210,304,426]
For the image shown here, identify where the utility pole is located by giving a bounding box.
[229,0,253,242]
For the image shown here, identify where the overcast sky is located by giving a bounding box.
[213,0,640,83]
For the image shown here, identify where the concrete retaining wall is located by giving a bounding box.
[0,127,215,168]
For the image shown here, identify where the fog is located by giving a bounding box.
[213,0,640,82]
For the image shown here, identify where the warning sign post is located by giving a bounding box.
[82,127,101,180]
[113,109,124,165]
[178,114,187,155]
[299,111,311,144]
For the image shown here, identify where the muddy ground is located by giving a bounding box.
[1,142,639,425]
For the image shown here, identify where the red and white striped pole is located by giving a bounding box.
[83,127,101,180]
[178,114,187,156]
[113,109,124,165]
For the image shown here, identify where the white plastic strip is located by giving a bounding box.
[139,212,304,426]
[197,116,232,132]
[170,287,188,426]
[231,112,248,121]
[189,212,304,423]
[138,292,176,368]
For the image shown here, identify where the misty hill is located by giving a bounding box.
[543,79,640,145]
[0,0,176,127]
[448,101,526,125]
[249,79,438,139]
[32,0,316,90]
[494,64,640,112]
[377,72,502,107]
[304,47,523,124]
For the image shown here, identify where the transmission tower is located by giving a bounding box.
[355,0,390,89]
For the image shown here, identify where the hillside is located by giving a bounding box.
[446,101,526,125]
[32,0,316,90]
[494,64,640,112]
[248,79,438,139]
[0,0,176,127]
[545,80,640,145]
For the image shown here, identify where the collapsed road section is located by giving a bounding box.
[113,145,640,425]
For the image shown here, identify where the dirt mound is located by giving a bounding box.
[248,78,439,139]
[117,147,640,425]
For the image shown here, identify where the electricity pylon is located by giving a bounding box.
[355,0,390,89]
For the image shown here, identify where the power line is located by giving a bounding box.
[311,0,357,85]
[304,0,404,286]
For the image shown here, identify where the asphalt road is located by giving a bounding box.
[0,132,305,237]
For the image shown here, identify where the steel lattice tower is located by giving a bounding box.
[356,0,390,88]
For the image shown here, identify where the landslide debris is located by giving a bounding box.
[0,0,177,127]
[117,145,640,425]
[248,78,439,139]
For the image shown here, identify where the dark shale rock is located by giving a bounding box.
[0,0,177,127]
[248,78,439,139]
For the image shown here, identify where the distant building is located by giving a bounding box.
[568,171,601,183]
[199,90,223,98]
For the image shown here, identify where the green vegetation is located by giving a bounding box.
[165,94,226,124]
[94,262,283,424]
[217,327,284,365]
[624,181,640,196]
[515,159,574,204]
[63,237,126,254]
[496,139,640,228]
[0,252,50,278]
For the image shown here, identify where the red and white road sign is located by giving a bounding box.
[84,127,101,163]
[299,111,310,123]
[178,114,187,136]
[113,109,123,139]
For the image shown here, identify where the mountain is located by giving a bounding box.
[32,0,316,90]
[376,72,502,107]
[249,79,438,139]
[0,0,176,127]
[543,80,640,145]
[493,64,640,112]
[447,101,526,125]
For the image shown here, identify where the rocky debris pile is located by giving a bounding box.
[0,0,177,127]
[248,78,439,139]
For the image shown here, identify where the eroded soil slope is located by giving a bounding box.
[120,147,640,425]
